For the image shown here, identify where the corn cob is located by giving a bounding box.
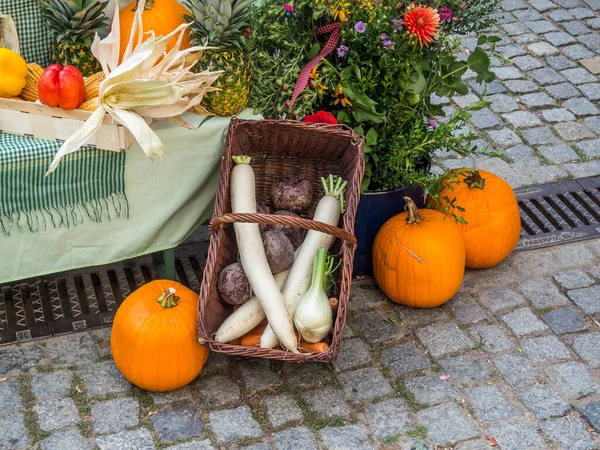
[18,63,44,102]
[84,71,105,102]
[79,96,100,111]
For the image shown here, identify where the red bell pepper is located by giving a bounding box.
[38,64,86,110]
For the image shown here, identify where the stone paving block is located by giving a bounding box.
[493,354,539,386]
[520,93,556,109]
[580,57,600,75]
[438,355,490,384]
[501,308,548,336]
[302,387,351,418]
[545,362,599,399]
[0,343,45,376]
[397,306,453,328]
[487,129,523,148]
[525,165,569,184]
[504,144,541,166]
[514,33,538,44]
[497,44,527,59]
[166,441,215,450]
[32,370,73,400]
[546,82,582,99]
[579,83,600,101]
[209,406,262,443]
[547,56,578,70]
[487,420,547,450]
[468,109,501,129]
[573,333,600,368]
[355,308,405,343]
[502,111,541,128]
[562,68,597,86]
[504,79,540,93]
[538,145,580,164]
[488,94,519,113]
[338,367,393,403]
[568,286,600,314]
[576,138,600,157]
[46,333,99,367]
[96,428,155,450]
[563,20,592,35]
[521,278,570,309]
[0,378,21,415]
[150,404,204,443]
[239,359,283,393]
[469,80,506,96]
[528,42,559,56]
[273,427,318,450]
[281,362,334,389]
[529,68,566,85]
[522,127,558,145]
[564,160,600,178]
[492,66,524,80]
[517,385,568,419]
[196,375,240,409]
[92,397,139,434]
[79,360,130,398]
[578,33,600,51]
[448,292,488,326]
[348,280,388,311]
[549,9,574,21]
[572,6,596,18]
[545,32,576,47]
[240,444,271,450]
[542,307,588,335]
[530,0,557,11]
[34,398,80,432]
[416,322,472,358]
[41,429,91,450]
[478,289,526,313]
[149,385,193,405]
[589,17,600,29]
[365,398,415,439]
[579,401,600,432]
[526,20,557,34]
[562,44,595,60]
[540,108,575,123]
[201,351,230,376]
[512,8,543,22]
[553,243,596,267]
[417,403,480,446]
[453,93,480,109]
[564,98,600,116]
[263,394,303,427]
[455,440,492,450]
[0,413,28,450]
[333,338,372,372]
[541,416,596,450]
[404,375,461,404]
[380,342,431,377]
[469,325,514,353]
[466,386,521,421]
[320,425,374,450]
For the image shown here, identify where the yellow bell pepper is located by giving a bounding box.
[0,48,27,98]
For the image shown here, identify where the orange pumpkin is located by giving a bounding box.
[111,280,208,392]
[119,0,191,63]
[373,197,465,308]
[435,169,521,269]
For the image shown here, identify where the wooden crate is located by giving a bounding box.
[0,98,144,151]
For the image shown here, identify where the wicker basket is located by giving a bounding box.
[197,119,365,363]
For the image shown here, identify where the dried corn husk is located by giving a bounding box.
[46,0,221,174]
[0,15,19,54]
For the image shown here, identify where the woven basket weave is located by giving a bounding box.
[197,119,365,362]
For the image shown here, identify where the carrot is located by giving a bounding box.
[329,297,339,310]
[249,324,266,335]
[229,338,242,345]
[241,334,262,347]
[298,340,329,353]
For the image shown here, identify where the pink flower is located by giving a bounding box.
[283,3,294,13]
[438,6,452,21]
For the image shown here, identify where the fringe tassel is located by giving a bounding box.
[0,193,129,237]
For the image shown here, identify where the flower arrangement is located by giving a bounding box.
[249,0,501,200]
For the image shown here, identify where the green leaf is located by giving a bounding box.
[366,127,378,146]
[355,125,365,136]
[406,69,426,94]
[352,65,362,81]
[467,47,491,76]
[306,43,321,60]
[337,110,351,124]
[352,108,386,124]
[340,66,353,79]
[343,84,378,111]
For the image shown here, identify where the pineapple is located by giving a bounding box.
[184,0,254,116]
[38,0,109,77]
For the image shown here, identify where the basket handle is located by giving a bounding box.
[209,212,357,248]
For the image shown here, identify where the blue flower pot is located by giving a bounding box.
[353,185,425,276]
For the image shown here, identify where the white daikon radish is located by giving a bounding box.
[230,156,298,352]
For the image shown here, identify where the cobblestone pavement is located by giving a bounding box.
[1,0,600,449]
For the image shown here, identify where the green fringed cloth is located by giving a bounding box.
[0,133,129,236]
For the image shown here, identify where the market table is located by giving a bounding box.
[0,109,260,285]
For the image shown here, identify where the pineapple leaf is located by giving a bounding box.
[219,0,232,19]
[232,0,254,17]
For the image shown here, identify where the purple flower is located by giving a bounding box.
[392,18,403,32]
[283,3,294,13]
[380,33,387,40]
[382,39,394,50]
[354,21,366,33]
[438,6,452,21]
[427,118,439,128]
[337,45,350,57]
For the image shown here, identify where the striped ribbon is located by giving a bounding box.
[288,22,342,108]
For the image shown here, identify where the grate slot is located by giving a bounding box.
[571,191,600,223]
[189,256,205,283]
[73,275,91,316]
[584,189,600,210]
[519,200,549,233]
[529,198,562,231]
[520,218,536,236]
[556,194,590,226]
[543,196,577,228]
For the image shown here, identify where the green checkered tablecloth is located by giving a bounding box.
[0,132,128,236]
[0,0,53,67]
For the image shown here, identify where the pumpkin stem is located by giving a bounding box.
[132,0,154,12]
[157,287,180,308]
[464,170,486,190]
[404,197,424,224]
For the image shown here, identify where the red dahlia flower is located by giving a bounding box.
[302,111,338,124]
[404,5,440,47]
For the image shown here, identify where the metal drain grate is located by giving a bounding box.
[0,242,208,345]
[515,176,600,251]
